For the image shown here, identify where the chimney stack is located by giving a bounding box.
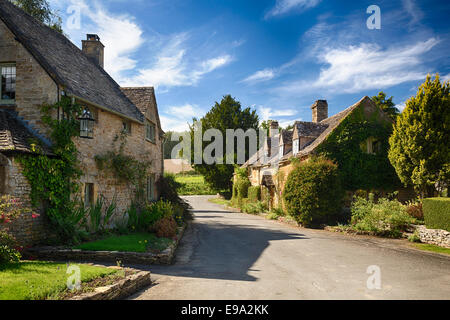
[82,34,104,68]
[269,120,279,137]
[311,100,328,123]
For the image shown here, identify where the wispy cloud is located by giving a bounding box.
[161,103,205,132]
[277,38,439,94]
[265,0,321,19]
[55,0,233,90]
[402,0,424,25]
[257,105,297,121]
[242,69,276,83]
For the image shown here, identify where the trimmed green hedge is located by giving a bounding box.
[248,186,261,202]
[283,157,344,228]
[423,198,450,231]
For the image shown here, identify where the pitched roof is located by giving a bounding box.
[294,121,328,137]
[121,87,163,133]
[295,96,373,158]
[280,130,293,145]
[0,109,52,155]
[0,0,144,123]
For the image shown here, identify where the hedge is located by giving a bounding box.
[283,157,344,228]
[423,198,450,231]
[248,186,261,202]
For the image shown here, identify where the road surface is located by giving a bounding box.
[131,195,450,300]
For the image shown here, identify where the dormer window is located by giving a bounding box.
[293,139,299,155]
[0,64,16,104]
[79,107,95,139]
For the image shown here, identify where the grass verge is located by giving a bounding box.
[75,233,174,253]
[412,243,450,255]
[0,261,117,300]
[175,174,217,195]
[208,197,231,206]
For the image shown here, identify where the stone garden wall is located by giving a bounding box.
[416,225,450,249]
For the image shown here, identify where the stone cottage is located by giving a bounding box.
[0,1,164,245]
[243,96,412,209]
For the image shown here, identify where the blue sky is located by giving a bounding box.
[50,0,449,131]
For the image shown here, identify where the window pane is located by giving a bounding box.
[1,66,16,100]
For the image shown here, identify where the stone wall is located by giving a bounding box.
[0,156,50,246]
[74,105,164,215]
[416,225,450,249]
[0,19,59,136]
[1,19,164,244]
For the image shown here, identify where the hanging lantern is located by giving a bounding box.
[79,107,94,139]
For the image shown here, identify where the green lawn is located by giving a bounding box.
[75,233,173,253]
[0,261,117,300]
[175,174,217,195]
[413,243,450,255]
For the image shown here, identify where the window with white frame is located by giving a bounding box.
[293,139,299,155]
[0,64,16,104]
[145,120,156,143]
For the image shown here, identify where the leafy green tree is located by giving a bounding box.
[190,95,259,191]
[372,92,400,120]
[12,0,63,33]
[163,131,186,159]
[388,74,450,198]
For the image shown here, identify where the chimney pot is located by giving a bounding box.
[82,34,105,68]
[311,100,328,123]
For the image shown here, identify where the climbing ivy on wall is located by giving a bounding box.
[94,131,153,205]
[316,105,400,191]
[17,96,83,240]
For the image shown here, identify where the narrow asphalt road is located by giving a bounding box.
[131,195,450,300]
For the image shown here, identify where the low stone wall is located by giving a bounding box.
[70,270,151,300]
[416,225,450,248]
[24,225,187,265]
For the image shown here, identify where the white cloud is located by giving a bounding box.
[443,73,450,82]
[56,1,232,89]
[278,38,439,94]
[265,0,321,18]
[396,103,407,113]
[242,69,276,83]
[402,0,424,25]
[120,33,233,88]
[161,104,204,132]
[258,106,297,121]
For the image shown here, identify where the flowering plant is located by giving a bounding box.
[0,195,38,224]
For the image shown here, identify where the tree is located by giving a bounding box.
[372,92,400,120]
[388,74,450,198]
[12,0,63,33]
[163,131,186,159]
[190,95,259,191]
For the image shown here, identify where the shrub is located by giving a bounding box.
[351,195,416,237]
[0,232,21,265]
[154,217,178,238]
[235,177,251,199]
[283,157,344,228]
[241,201,267,214]
[248,187,261,202]
[423,198,450,231]
[158,174,192,223]
[140,200,174,231]
[406,200,424,220]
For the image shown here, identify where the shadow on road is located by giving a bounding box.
[140,221,308,282]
